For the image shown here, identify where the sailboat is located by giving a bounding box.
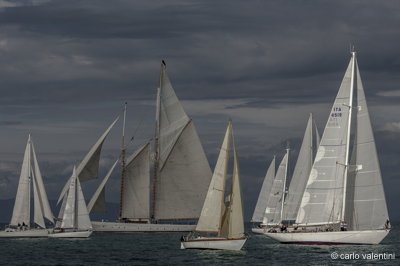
[264,51,391,245]
[91,61,212,232]
[49,166,93,238]
[0,135,54,238]
[181,121,247,251]
[252,114,319,234]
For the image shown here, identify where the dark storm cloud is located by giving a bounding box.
[0,0,399,221]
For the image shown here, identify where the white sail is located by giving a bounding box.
[31,141,54,223]
[263,152,288,225]
[251,157,276,223]
[57,117,119,204]
[296,57,354,225]
[345,59,389,230]
[61,172,77,229]
[121,143,150,219]
[75,177,92,230]
[220,139,244,238]
[195,122,231,232]
[32,170,45,228]
[283,114,313,221]
[10,136,31,226]
[155,121,212,220]
[87,160,118,213]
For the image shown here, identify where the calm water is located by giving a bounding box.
[0,223,398,265]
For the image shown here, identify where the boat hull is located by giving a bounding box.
[181,237,247,251]
[251,227,267,234]
[0,228,49,238]
[264,229,390,245]
[48,230,92,238]
[92,221,196,232]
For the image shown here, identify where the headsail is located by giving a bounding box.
[297,55,354,225]
[251,157,275,223]
[283,114,314,221]
[61,170,77,229]
[345,57,389,230]
[57,117,119,204]
[87,159,119,213]
[263,152,288,225]
[195,122,231,233]
[75,177,92,230]
[10,136,31,226]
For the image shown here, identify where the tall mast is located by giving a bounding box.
[151,61,163,220]
[341,50,356,223]
[28,134,32,227]
[119,102,127,219]
[280,147,289,223]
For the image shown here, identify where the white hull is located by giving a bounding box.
[0,228,49,238]
[48,230,92,238]
[181,237,247,251]
[264,229,390,245]
[251,227,267,234]
[92,221,196,232]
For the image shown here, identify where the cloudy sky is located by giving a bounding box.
[0,0,399,221]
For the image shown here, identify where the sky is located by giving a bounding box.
[0,0,399,221]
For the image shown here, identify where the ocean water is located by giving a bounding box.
[0,223,398,265]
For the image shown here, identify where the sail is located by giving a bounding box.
[57,117,119,204]
[121,143,150,219]
[31,141,54,223]
[284,114,313,221]
[346,60,389,230]
[157,63,190,169]
[263,152,288,225]
[220,139,245,238]
[56,193,67,228]
[195,122,231,232]
[10,136,31,226]
[32,170,45,228]
[155,120,212,220]
[297,56,353,225]
[61,173,77,229]
[75,177,92,230]
[314,119,321,152]
[87,160,118,213]
[251,157,275,222]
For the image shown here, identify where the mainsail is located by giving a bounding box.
[263,152,288,225]
[153,62,212,220]
[251,157,275,223]
[344,58,389,230]
[283,114,314,221]
[296,56,354,225]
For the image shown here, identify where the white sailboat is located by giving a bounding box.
[0,135,54,238]
[252,114,319,234]
[264,51,391,245]
[49,166,93,238]
[91,61,212,232]
[181,121,247,251]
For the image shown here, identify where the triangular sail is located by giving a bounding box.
[121,144,150,219]
[220,138,244,238]
[10,136,31,226]
[61,173,77,229]
[346,60,389,230]
[57,117,119,204]
[251,157,275,223]
[263,152,288,225]
[283,114,314,221]
[31,141,54,223]
[297,56,354,225]
[87,160,118,213]
[195,122,231,232]
[33,169,45,228]
[155,121,212,220]
[75,178,92,230]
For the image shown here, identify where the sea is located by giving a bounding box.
[0,223,398,265]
